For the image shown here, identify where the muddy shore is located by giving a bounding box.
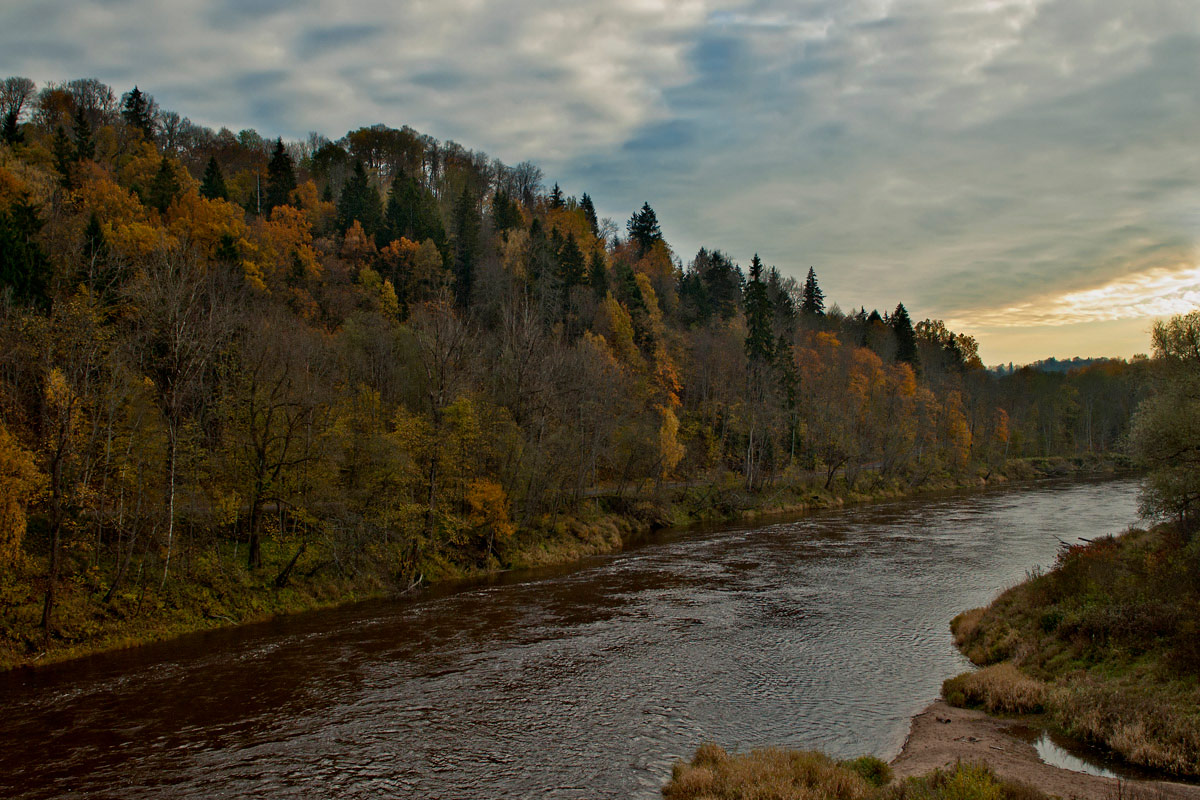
[892,700,1200,799]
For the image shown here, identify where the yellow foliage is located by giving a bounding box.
[596,293,644,369]
[0,422,42,566]
[466,479,515,541]
[245,205,320,291]
[291,180,337,231]
[0,164,28,206]
[167,190,249,258]
[73,162,145,226]
[658,406,685,478]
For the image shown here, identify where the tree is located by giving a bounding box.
[120,85,156,139]
[801,267,824,316]
[199,156,227,201]
[72,106,95,162]
[892,303,918,366]
[338,160,384,237]
[146,155,180,214]
[743,255,774,364]
[580,193,598,236]
[588,250,608,297]
[263,138,296,214]
[549,182,564,209]
[627,202,662,256]
[0,196,50,308]
[1,76,35,144]
[1129,312,1200,535]
[451,186,480,307]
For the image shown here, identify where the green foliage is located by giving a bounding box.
[146,155,180,214]
[263,138,296,214]
[802,266,825,316]
[338,160,384,237]
[626,201,661,255]
[199,156,227,201]
[0,196,49,307]
[120,85,155,139]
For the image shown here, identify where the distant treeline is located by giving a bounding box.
[0,76,1148,649]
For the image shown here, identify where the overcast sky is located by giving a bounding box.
[5,0,1199,363]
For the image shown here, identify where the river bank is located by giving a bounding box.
[943,520,1200,780]
[0,454,1129,672]
[892,699,1200,800]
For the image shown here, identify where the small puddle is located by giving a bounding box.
[1007,724,1163,782]
[1032,731,1119,779]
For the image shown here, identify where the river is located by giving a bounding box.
[0,478,1143,799]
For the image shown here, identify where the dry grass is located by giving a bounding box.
[663,744,873,800]
[1050,680,1200,777]
[662,745,1051,800]
[942,664,1048,715]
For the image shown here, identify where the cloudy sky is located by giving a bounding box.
[5,0,1199,363]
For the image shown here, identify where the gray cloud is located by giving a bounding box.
[1,0,1198,359]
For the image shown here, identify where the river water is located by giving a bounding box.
[0,478,1142,799]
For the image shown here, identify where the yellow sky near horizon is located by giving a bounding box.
[949,261,1200,364]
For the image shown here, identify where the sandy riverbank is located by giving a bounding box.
[892,700,1200,799]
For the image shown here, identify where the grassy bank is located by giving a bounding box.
[945,522,1200,777]
[0,457,1122,672]
[663,743,1048,800]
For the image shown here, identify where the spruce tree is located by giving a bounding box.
[263,138,296,214]
[549,182,564,209]
[588,250,608,297]
[120,86,155,139]
[743,254,775,363]
[199,156,227,201]
[451,186,479,307]
[557,231,586,288]
[72,107,94,162]
[146,155,180,214]
[338,161,383,237]
[801,267,825,316]
[51,126,74,188]
[892,302,919,366]
[627,202,662,256]
[579,193,599,236]
[0,197,49,308]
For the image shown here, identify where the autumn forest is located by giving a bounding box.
[0,77,1147,664]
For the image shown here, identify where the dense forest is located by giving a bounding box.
[0,77,1148,660]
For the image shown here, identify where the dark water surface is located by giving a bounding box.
[0,479,1142,799]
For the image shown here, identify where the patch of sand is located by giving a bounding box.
[891,701,1200,800]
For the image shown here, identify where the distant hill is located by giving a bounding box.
[989,356,1116,376]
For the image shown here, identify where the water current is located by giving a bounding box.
[0,478,1143,799]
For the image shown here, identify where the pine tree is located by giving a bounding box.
[580,193,598,236]
[743,254,775,363]
[263,138,296,214]
[627,202,662,256]
[199,156,227,201]
[120,86,155,139]
[892,302,918,366]
[146,155,180,214]
[72,107,94,162]
[549,182,564,209]
[801,267,825,316]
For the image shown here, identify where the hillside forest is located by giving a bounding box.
[0,77,1149,658]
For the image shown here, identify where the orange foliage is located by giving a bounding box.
[167,190,249,259]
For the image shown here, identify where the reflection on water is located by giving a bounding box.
[1034,732,1119,779]
[0,479,1143,799]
